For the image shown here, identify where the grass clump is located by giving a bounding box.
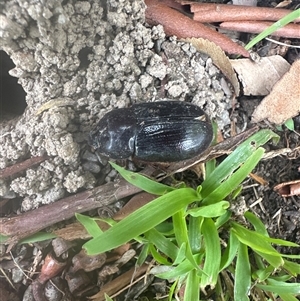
[80,129,300,300]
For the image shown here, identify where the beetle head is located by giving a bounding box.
[89,108,137,159]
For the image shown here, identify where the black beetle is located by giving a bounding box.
[89,100,213,162]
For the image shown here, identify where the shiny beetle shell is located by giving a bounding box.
[89,101,213,162]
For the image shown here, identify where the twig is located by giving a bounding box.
[0,267,17,290]
[180,2,300,23]
[220,21,300,38]
[0,155,49,179]
[0,178,143,250]
[145,0,250,57]
[265,37,300,48]
[90,264,149,301]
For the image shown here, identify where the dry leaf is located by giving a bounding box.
[35,97,74,115]
[53,221,110,241]
[274,179,300,197]
[90,264,149,301]
[72,249,106,272]
[185,37,240,96]
[252,59,300,124]
[275,0,292,8]
[113,192,157,221]
[230,55,290,96]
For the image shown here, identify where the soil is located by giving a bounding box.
[0,0,299,300]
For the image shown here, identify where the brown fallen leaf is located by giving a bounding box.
[275,0,292,8]
[71,249,106,273]
[274,179,300,197]
[252,59,300,124]
[65,270,90,294]
[32,253,67,301]
[35,97,74,115]
[53,221,110,241]
[38,253,66,284]
[113,192,157,221]
[230,55,291,96]
[184,37,240,96]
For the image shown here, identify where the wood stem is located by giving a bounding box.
[145,0,249,57]
[181,2,300,23]
[220,21,300,39]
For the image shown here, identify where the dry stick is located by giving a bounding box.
[220,21,300,39]
[145,0,249,57]
[90,263,149,301]
[0,154,49,179]
[0,127,259,250]
[180,2,300,23]
[1,178,143,250]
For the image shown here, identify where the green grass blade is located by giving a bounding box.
[173,209,189,247]
[215,210,231,228]
[244,211,269,236]
[188,216,203,254]
[145,228,179,261]
[203,148,265,204]
[245,9,300,50]
[173,209,203,273]
[232,223,284,267]
[200,218,221,289]
[0,235,8,243]
[76,213,103,238]
[254,250,284,269]
[137,243,149,266]
[168,280,178,301]
[232,223,280,253]
[154,259,194,279]
[234,242,251,301]
[253,264,274,282]
[104,294,113,301]
[220,230,239,271]
[83,188,200,254]
[256,279,300,295]
[187,201,230,217]
[174,243,188,265]
[283,260,300,276]
[185,269,200,301]
[201,129,278,199]
[149,244,172,265]
[110,161,174,195]
[284,118,295,131]
[279,293,299,301]
[233,223,299,248]
[19,232,56,244]
[205,159,216,178]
